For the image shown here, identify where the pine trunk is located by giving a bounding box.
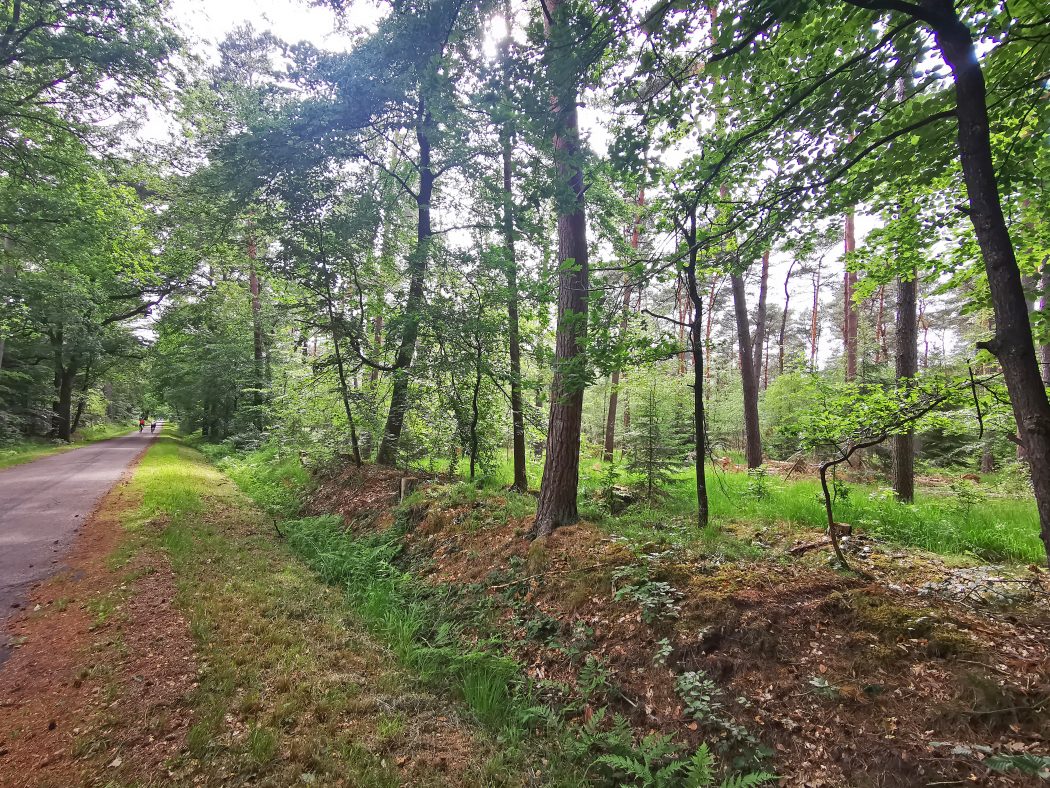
[534,0,589,537]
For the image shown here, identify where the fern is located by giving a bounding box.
[683,743,716,787]
[720,772,778,788]
[594,753,658,784]
[986,753,1050,778]
[591,734,775,788]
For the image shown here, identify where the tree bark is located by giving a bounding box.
[892,270,918,502]
[1039,262,1050,385]
[843,212,859,380]
[377,101,434,466]
[779,259,797,375]
[704,275,720,394]
[498,7,528,491]
[369,315,383,383]
[874,284,887,364]
[247,236,265,431]
[534,0,589,537]
[731,271,762,468]
[810,264,821,371]
[684,208,710,526]
[50,333,76,442]
[752,249,770,387]
[930,5,1050,564]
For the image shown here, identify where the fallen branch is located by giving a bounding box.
[788,538,831,555]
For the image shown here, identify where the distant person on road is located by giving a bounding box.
[150,421,157,433]
[139,418,145,432]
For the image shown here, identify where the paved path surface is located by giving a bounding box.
[0,429,159,628]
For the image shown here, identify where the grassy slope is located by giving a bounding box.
[125,437,521,786]
[0,423,134,470]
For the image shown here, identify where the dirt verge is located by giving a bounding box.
[0,463,197,788]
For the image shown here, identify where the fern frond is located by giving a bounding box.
[720,771,778,788]
[594,753,654,785]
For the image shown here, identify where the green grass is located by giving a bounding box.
[420,452,1044,565]
[122,436,530,785]
[0,422,134,469]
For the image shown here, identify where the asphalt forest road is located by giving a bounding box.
[0,428,159,639]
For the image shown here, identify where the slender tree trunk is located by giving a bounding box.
[731,272,762,468]
[377,102,434,466]
[247,237,265,431]
[534,0,589,537]
[684,210,710,527]
[327,307,362,466]
[763,330,770,388]
[1040,261,1050,385]
[779,260,796,375]
[604,369,622,463]
[704,275,720,394]
[874,284,887,364]
[469,333,482,481]
[52,360,76,442]
[843,212,859,380]
[499,9,528,491]
[0,238,9,374]
[810,264,821,370]
[892,270,918,502]
[369,316,383,383]
[931,7,1050,565]
[752,249,770,387]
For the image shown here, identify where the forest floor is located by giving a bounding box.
[0,438,514,787]
[285,460,1050,787]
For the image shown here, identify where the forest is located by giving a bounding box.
[1,0,1049,785]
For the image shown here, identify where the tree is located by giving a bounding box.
[730,270,763,468]
[626,377,678,504]
[533,0,594,537]
[1,150,169,440]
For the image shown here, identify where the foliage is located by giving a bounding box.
[612,568,683,624]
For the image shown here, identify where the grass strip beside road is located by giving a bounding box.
[128,435,511,786]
